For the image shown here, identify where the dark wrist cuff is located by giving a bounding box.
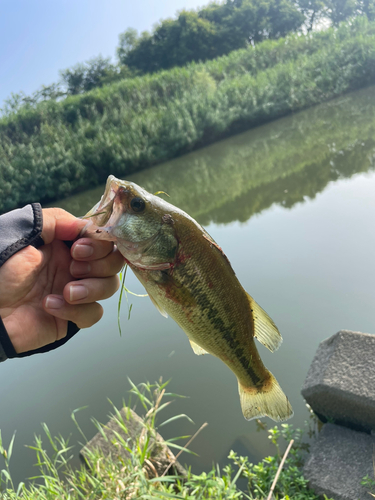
[0,317,80,361]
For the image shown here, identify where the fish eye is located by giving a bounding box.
[130,197,146,213]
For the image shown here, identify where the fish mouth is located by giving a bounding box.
[81,176,172,269]
[81,176,131,240]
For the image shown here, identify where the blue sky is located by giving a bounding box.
[0,0,205,107]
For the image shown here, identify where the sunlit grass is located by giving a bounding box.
[0,379,331,499]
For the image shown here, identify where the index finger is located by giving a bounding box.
[71,238,116,261]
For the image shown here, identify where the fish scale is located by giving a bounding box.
[134,229,265,387]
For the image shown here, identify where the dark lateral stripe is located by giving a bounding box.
[180,270,261,386]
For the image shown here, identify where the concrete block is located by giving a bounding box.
[301,330,375,432]
[303,424,374,500]
[80,407,186,478]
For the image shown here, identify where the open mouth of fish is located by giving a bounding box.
[82,175,124,237]
[81,176,171,268]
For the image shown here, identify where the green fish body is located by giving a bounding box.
[84,175,293,421]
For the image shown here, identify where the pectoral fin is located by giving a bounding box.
[247,293,282,352]
[189,340,208,355]
[148,293,168,318]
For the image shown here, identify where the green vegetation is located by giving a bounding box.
[60,56,135,96]
[0,17,374,214]
[0,380,327,499]
[54,84,375,227]
[117,0,304,74]
[3,0,373,106]
[361,474,375,495]
[118,0,375,75]
[126,85,375,226]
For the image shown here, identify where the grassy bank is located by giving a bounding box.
[0,380,325,499]
[0,16,374,214]
[57,86,375,226]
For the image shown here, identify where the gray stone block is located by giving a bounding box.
[301,330,375,432]
[80,407,186,478]
[304,424,374,500]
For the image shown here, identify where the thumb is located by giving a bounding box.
[41,208,87,245]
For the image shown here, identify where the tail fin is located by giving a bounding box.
[238,372,293,422]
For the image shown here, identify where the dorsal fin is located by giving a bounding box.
[189,340,208,355]
[247,293,282,352]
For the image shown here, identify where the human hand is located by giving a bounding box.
[0,208,124,354]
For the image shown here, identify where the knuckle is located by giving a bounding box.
[76,303,103,329]
[92,240,114,258]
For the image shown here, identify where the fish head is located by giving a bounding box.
[82,175,179,270]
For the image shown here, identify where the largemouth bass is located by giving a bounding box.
[83,175,293,421]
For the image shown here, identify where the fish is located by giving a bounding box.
[83,175,293,421]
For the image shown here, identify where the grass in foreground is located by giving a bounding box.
[0,380,330,499]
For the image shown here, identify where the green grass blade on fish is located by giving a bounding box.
[154,191,170,197]
[118,264,127,336]
[81,211,106,219]
[118,264,148,336]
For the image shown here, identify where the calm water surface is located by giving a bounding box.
[1,86,375,484]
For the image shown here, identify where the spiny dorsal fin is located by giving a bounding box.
[148,293,168,318]
[247,293,282,352]
[189,340,208,355]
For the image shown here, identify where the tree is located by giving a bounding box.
[118,0,305,74]
[60,56,132,95]
[117,28,139,63]
[326,0,375,22]
[325,0,357,24]
[360,0,375,19]
[60,64,86,95]
[297,0,328,31]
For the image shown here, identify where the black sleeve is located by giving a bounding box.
[0,203,44,264]
[0,204,79,362]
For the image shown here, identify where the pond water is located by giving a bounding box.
[1,86,375,485]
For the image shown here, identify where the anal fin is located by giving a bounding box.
[247,293,282,352]
[189,340,208,356]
